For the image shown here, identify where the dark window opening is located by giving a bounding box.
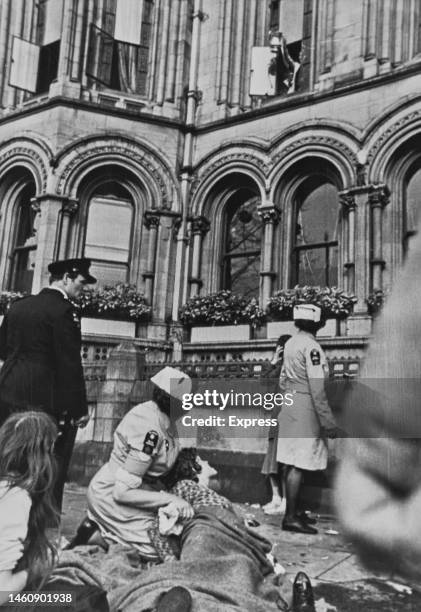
[36,40,60,93]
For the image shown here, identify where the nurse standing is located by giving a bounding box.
[276,304,337,534]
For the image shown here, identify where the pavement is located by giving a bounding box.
[61,483,421,611]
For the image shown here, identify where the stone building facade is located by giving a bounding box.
[0,1,420,491]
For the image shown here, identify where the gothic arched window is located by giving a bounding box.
[292,180,339,286]
[221,191,261,298]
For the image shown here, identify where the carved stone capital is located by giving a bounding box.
[257,207,281,224]
[368,185,390,208]
[191,216,210,236]
[30,197,41,214]
[143,211,160,230]
[62,198,79,216]
[339,193,357,211]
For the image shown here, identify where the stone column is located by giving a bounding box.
[142,212,160,305]
[378,0,392,69]
[258,206,280,306]
[189,216,210,297]
[31,194,67,292]
[369,185,390,291]
[57,198,79,260]
[339,193,357,294]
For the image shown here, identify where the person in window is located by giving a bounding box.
[268,32,300,96]
[276,305,337,534]
[0,258,96,511]
[86,367,194,560]
[261,335,291,515]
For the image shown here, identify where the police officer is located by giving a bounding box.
[0,258,96,509]
[277,304,337,534]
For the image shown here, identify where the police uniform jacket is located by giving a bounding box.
[0,287,87,423]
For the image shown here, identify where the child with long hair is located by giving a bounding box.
[0,411,58,605]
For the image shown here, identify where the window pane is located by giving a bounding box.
[296,183,338,245]
[85,197,132,264]
[227,198,261,254]
[406,167,421,234]
[229,255,261,299]
[223,195,261,297]
[10,184,37,293]
[280,0,304,44]
[296,245,338,286]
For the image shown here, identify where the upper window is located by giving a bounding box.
[9,0,62,94]
[84,192,133,284]
[86,0,154,96]
[403,166,421,257]
[9,184,37,293]
[292,181,339,286]
[221,193,261,299]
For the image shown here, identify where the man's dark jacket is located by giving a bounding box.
[0,288,87,424]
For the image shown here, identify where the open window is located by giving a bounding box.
[9,0,62,94]
[86,0,153,96]
[250,0,310,97]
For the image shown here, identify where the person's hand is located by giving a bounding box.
[169,496,194,520]
[74,414,90,428]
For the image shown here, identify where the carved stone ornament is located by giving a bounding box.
[191,216,210,235]
[367,110,421,166]
[143,212,160,229]
[0,146,48,191]
[62,199,79,216]
[368,185,390,208]
[272,136,359,168]
[190,151,271,199]
[257,207,281,224]
[339,193,357,211]
[56,140,176,209]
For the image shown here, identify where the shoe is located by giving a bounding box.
[282,517,318,535]
[65,518,100,550]
[297,511,317,525]
[263,499,286,515]
[156,587,192,612]
[292,572,315,611]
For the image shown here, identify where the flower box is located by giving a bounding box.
[81,317,136,338]
[267,318,340,339]
[316,318,339,337]
[266,321,297,338]
[190,324,251,343]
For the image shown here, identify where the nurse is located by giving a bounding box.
[276,304,337,534]
[87,366,194,559]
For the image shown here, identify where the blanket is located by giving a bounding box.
[110,507,284,612]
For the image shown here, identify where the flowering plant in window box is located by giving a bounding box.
[366,289,386,317]
[267,286,357,321]
[76,284,151,322]
[0,291,26,315]
[179,290,265,328]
